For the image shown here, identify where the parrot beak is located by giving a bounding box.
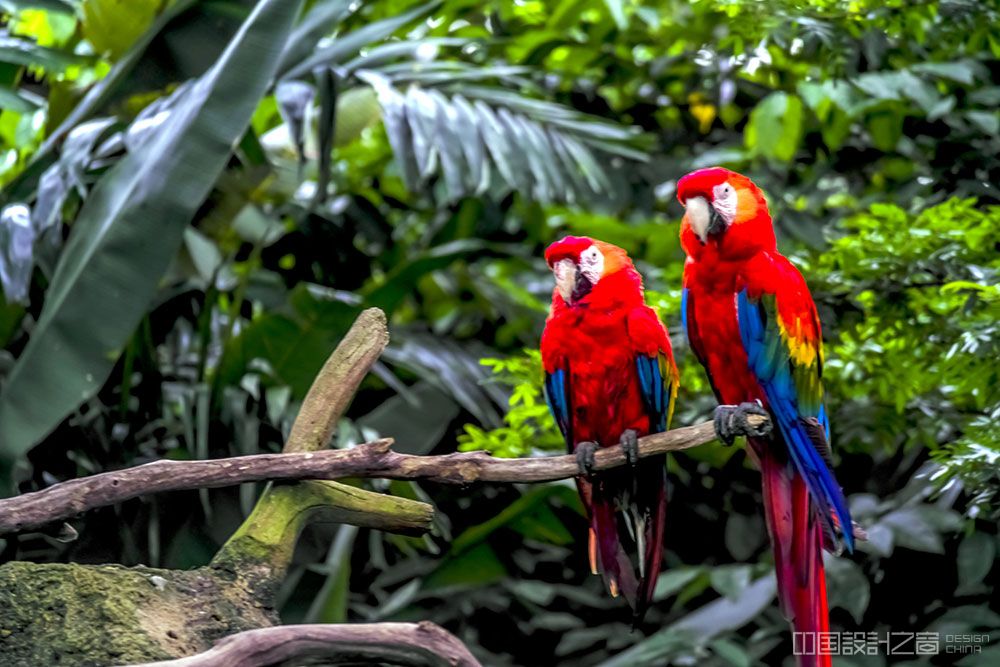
[571,269,593,303]
[553,258,594,305]
[685,196,726,242]
[554,258,577,303]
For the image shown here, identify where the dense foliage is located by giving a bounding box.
[0,1,997,665]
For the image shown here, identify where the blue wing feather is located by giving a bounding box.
[737,289,854,552]
[680,288,690,341]
[635,355,668,433]
[544,368,573,447]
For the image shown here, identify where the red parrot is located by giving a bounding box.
[677,167,855,666]
[540,236,679,621]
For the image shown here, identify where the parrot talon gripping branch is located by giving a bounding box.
[714,401,773,446]
[574,441,600,477]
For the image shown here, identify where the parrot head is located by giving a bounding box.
[676,167,774,258]
[544,236,634,306]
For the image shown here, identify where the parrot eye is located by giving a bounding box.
[711,182,738,224]
[577,245,605,285]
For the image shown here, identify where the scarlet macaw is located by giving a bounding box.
[677,167,855,666]
[540,236,678,621]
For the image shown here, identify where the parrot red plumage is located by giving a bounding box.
[676,167,855,667]
[540,236,678,622]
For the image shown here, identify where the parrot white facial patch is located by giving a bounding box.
[712,182,737,223]
[578,245,604,286]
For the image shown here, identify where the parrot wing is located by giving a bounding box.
[634,352,678,434]
[736,269,853,553]
[543,366,573,449]
[629,305,679,434]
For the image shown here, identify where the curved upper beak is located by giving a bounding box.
[685,196,725,243]
[553,259,593,305]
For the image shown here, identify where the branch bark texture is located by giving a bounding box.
[120,622,482,667]
[0,417,765,535]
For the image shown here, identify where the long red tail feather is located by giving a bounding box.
[583,456,667,622]
[759,444,832,667]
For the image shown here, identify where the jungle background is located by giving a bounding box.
[0,0,998,665]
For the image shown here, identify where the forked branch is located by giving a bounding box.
[0,417,765,535]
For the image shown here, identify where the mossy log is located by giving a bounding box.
[0,309,437,666]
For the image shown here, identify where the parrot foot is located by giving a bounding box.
[575,441,599,477]
[619,429,640,467]
[714,401,771,446]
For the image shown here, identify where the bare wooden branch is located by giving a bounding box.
[120,621,482,667]
[211,307,395,581]
[0,417,765,535]
[284,307,389,454]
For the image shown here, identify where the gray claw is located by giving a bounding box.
[714,401,771,445]
[575,441,598,477]
[620,429,640,467]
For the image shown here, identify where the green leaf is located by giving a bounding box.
[823,555,870,623]
[602,0,627,29]
[653,567,703,602]
[0,0,306,471]
[0,85,43,114]
[880,506,946,553]
[276,0,353,76]
[745,92,804,162]
[709,564,752,601]
[281,1,440,81]
[217,284,357,397]
[724,511,765,560]
[304,525,357,623]
[0,0,76,12]
[598,576,777,667]
[0,33,89,71]
[2,0,201,205]
[82,0,161,60]
[957,532,995,592]
[911,60,983,85]
[423,542,507,590]
[358,381,459,455]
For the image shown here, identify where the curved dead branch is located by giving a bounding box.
[120,621,482,667]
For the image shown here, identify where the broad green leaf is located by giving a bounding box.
[0,85,43,114]
[2,0,201,205]
[709,564,752,601]
[0,0,76,12]
[598,576,777,667]
[281,1,440,81]
[823,555,870,623]
[304,525,357,623]
[276,0,353,76]
[82,0,161,60]
[0,33,89,71]
[602,0,627,29]
[0,0,305,473]
[745,92,804,162]
[216,284,357,397]
[957,532,995,592]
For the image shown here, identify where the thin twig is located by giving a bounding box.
[119,622,482,667]
[0,418,764,535]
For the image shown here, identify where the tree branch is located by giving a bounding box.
[284,307,389,454]
[119,622,482,667]
[0,418,764,535]
[209,307,398,582]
